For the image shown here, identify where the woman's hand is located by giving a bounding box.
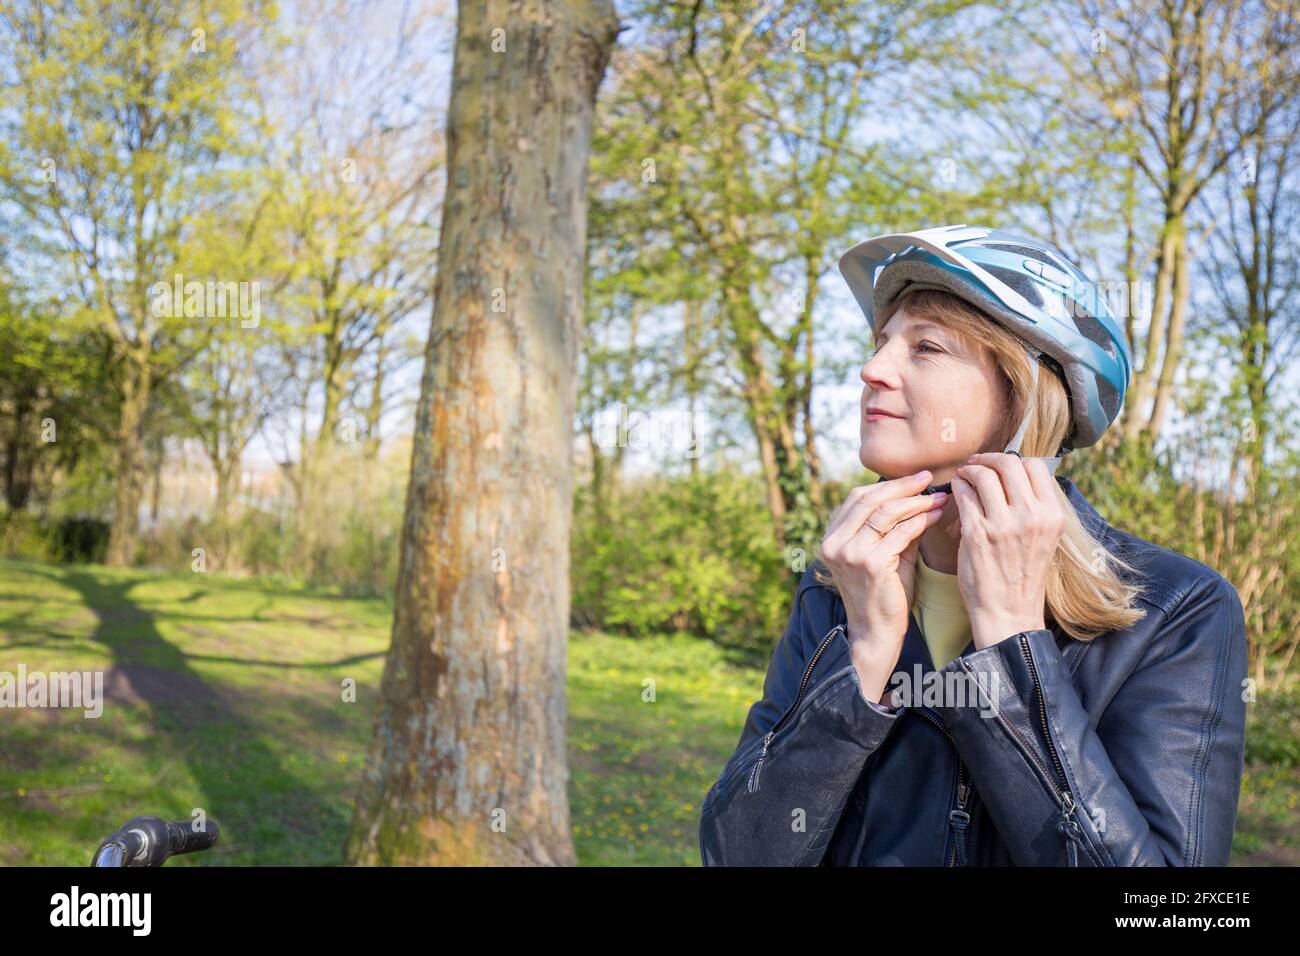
[950,452,1068,650]
[820,470,948,666]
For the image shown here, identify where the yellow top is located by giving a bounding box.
[911,549,972,670]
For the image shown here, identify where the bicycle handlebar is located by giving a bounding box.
[91,816,220,867]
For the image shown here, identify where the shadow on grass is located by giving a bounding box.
[29,564,355,864]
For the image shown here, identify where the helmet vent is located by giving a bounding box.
[983,242,1071,273]
[1069,308,1119,360]
[983,264,1045,308]
[984,242,1049,259]
[1098,377,1121,420]
[984,252,1120,363]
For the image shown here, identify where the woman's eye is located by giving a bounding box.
[867,342,942,358]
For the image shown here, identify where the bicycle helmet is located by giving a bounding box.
[838,224,1132,464]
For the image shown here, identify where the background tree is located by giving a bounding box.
[251,0,443,573]
[0,278,104,511]
[0,0,268,564]
[586,0,990,558]
[1062,0,1300,445]
[345,0,623,865]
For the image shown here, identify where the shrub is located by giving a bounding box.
[52,516,111,563]
[571,470,797,654]
[0,512,109,564]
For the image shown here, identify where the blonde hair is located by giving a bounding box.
[813,287,1146,640]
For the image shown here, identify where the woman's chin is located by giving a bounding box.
[859,451,926,480]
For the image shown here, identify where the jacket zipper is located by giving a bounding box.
[956,648,1090,865]
[954,633,1091,865]
[913,706,973,866]
[1016,634,1091,865]
[748,623,844,793]
[956,649,1087,864]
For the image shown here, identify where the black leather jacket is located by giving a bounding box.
[699,476,1248,866]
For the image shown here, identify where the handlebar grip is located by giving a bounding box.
[166,818,220,856]
[92,815,220,866]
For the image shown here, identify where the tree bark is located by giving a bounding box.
[364,332,388,459]
[1147,222,1190,438]
[105,362,150,567]
[345,0,620,866]
[1121,215,1178,443]
[734,316,788,548]
[684,298,701,476]
[2,390,35,511]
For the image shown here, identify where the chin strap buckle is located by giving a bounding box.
[1005,448,1063,475]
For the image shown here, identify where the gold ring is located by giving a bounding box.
[865,515,890,537]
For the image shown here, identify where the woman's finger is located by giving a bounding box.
[967,452,1035,507]
[824,471,933,550]
[1022,456,1057,502]
[873,506,946,558]
[826,485,881,539]
[950,473,982,526]
[839,492,944,560]
[954,463,1010,524]
[859,490,947,536]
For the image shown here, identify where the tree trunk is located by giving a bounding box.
[1121,215,1178,443]
[1147,222,1190,438]
[608,303,639,485]
[737,329,788,548]
[345,0,620,866]
[753,411,787,548]
[318,350,344,446]
[3,391,34,511]
[801,332,823,514]
[799,258,824,513]
[105,363,150,566]
[587,428,609,523]
[684,299,701,476]
[211,457,239,572]
[1121,161,1139,364]
[149,448,164,527]
[364,332,388,459]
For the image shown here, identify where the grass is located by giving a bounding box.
[0,557,759,865]
[1235,684,1300,865]
[0,555,1295,865]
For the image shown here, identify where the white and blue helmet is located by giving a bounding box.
[839,224,1133,458]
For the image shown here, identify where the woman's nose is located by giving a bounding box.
[860,344,896,386]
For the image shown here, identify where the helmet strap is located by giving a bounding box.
[1002,348,1065,476]
[1002,354,1038,456]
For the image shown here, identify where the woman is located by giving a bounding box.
[698,225,1248,866]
